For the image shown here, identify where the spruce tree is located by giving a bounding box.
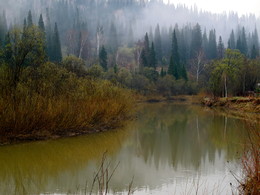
[251,45,257,59]
[149,42,157,68]
[240,27,248,55]
[46,8,52,60]
[154,24,162,63]
[190,23,202,58]
[252,27,259,57]
[38,14,45,32]
[51,23,62,62]
[0,11,7,46]
[202,29,208,56]
[181,64,188,81]
[217,36,224,59]
[140,48,148,69]
[27,10,33,27]
[168,30,181,80]
[236,36,242,53]
[99,45,107,71]
[208,29,217,59]
[228,30,236,49]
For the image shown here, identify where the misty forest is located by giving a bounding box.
[0,0,259,195]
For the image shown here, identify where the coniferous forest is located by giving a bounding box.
[0,1,260,195]
[0,0,259,97]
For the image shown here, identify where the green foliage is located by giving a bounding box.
[50,23,62,62]
[168,30,183,80]
[2,26,46,88]
[149,42,157,68]
[209,49,245,96]
[62,55,86,77]
[143,67,159,82]
[99,45,107,71]
[87,64,104,78]
[27,10,33,27]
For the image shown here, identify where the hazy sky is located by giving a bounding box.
[164,0,260,16]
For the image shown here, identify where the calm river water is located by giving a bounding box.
[0,103,248,195]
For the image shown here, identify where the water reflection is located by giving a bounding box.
[0,103,247,194]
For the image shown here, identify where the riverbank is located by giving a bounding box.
[0,63,134,146]
[201,97,260,113]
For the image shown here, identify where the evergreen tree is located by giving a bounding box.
[154,24,162,63]
[202,29,208,56]
[38,14,45,32]
[0,10,8,46]
[217,36,224,59]
[168,30,181,79]
[240,27,248,55]
[190,23,202,58]
[228,30,236,49]
[252,27,259,57]
[45,8,52,60]
[51,23,62,62]
[181,64,188,81]
[236,36,242,53]
[208,29,217,59]
[149,42,157,68]
[251,44,257,59]
[27,10,33,27]
[99,45,107,71]
[140,48,147,71]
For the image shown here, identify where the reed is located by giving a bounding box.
[237,124,260,195]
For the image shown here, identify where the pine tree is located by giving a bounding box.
[38,14,45,32]
[140,48,148,69]
[0,10,8,46]
[99,45,107,71]
[236,36,242,53]
[208,29,217,59]
[251,45,257,59]
[228,30,236,49]
[154,24,162,63]
[202,29,208,56]
[217,36,224,59]
[46,8,52,60]
[252,27,259,57]
[51,22,62,62]
[168,30,181,79]
[190,23,202,58]
[240,27,248,55]
[181,64,188,81]
[27,10,33,27]
[149,42,157,68]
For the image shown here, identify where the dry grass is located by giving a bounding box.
[0,63,134,144]
[237,124,260,195]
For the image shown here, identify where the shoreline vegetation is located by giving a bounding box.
[0,63,134,145]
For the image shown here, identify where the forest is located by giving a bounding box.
[0,0,260,138]
[0,1,259,195]
[0,0,259,97]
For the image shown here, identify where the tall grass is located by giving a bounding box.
[237,124,260,195]
[0,63,134,143]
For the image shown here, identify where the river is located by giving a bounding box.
[0,103,248,195]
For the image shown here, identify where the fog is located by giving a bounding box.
[0,0,259,56]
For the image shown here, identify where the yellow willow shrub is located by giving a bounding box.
[0,63,134,140]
